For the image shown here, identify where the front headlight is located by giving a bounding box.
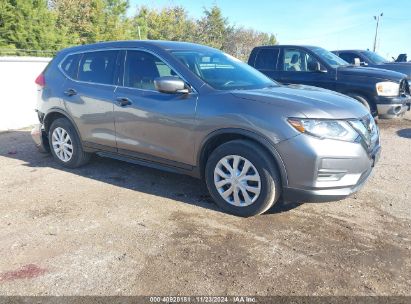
[376,81,399,97]
[288,118,359,142]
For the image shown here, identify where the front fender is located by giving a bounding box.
[197,128,289,187]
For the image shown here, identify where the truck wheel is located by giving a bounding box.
[205,140,281,217]
[48,118,90,168]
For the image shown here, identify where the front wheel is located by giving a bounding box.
[205,140,281,217]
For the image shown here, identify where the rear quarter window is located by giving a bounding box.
[60,54,80,79]
[254,48,279,70]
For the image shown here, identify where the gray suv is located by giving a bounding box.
[32,41,380,217]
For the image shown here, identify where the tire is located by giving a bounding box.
[48,117,90,168]
[205,140,281,217]
[350,95,378,118]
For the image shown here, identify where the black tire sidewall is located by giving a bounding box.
[48,118,85,168]
[205,140,281,217]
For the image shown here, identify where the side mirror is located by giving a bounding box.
[354,58,361,66]
[318,65,328,73]
[315,63,327,73]
[154,76,190,94]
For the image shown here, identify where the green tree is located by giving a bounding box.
[1,1,279,58]
[133,4,277,59]
[100,0,133,41]
[0,0,60,54]
[196,5,228,49]
[265,34,278,45]
[222,27,277,61]
[51,0,132,45]
[52,0,105,45]
[133,5,196,41]
[0,0,15,49]
[133,5,149,39]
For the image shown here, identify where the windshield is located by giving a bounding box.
[361,51,389,64]
[171,50,277,90]
[310,47,349,68]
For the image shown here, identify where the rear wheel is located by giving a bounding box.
[49,118,90,168]
[205,140,281,217]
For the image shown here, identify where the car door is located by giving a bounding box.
[252,48,281,80]
[279,48,335,91]
[113,49,198,167]
[61,50,120,151]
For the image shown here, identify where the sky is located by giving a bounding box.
[129,0,411,60]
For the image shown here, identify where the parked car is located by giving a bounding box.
[32,41,380,217]
[248,45,411,118]
[332,50,411,80]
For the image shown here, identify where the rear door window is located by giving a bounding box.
[61,54,80,79]
[254,49,279,70]
[78,51,119,85]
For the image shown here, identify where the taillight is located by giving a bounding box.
[35,73,45,88]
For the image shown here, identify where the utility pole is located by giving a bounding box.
[373,13,383,52]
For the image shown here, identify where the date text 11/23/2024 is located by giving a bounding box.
[149,296,256,303]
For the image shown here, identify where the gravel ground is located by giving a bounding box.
[0,114,410,296]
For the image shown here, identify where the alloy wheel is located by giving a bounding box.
[51,127,73,162]
[213,155,261,207]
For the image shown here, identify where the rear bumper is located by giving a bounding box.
[31,124,49,153]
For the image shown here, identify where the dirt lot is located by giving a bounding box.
[0,114,410,296]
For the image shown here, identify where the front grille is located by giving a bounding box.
[400,79,410,96]
[362,115,378,150]
[349,114,379,151]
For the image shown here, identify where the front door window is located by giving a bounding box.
[283,49,322,72]
[124,50,177,90]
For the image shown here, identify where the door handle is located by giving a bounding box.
[64,88,77,96]
[116,97,132,107]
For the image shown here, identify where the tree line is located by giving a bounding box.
[0,0,277,61]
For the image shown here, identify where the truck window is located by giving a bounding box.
[254,49,279,70]
[338,52,358,64]
[283,49,321,72]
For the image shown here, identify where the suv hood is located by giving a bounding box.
[232,85,369,119]
[337,65,406,81]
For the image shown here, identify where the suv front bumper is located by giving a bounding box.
[276,133,381,203]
